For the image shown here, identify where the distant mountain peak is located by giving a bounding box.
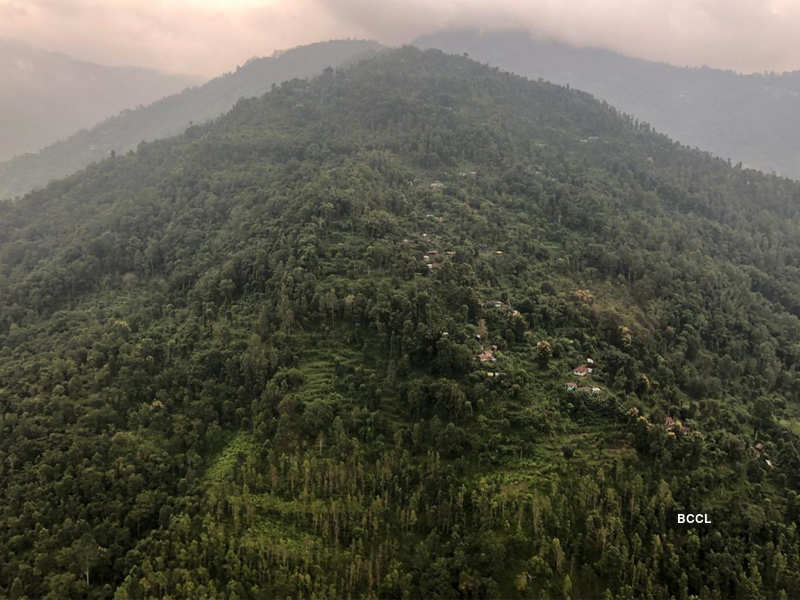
[0,39,198,163]
[0,39,383,200]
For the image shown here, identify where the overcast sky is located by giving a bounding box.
[2,0,800,77]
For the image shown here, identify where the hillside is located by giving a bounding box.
[417,29,800,179]
[0,39,197,162]
[3,47,800,598]
[0,40,382,201]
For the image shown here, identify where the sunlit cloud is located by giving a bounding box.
[2,0,800,76]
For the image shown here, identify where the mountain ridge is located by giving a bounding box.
[0,38,199,162]
[0,40,383,201]
[416,29,800,178]
[2,46,800,598]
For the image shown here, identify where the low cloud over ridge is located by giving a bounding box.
[2,0,799,76]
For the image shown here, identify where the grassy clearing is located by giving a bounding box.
[204,430,256,484]
[477,425,636,497]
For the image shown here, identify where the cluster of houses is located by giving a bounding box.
[423,249,456,270]
[474,340,503,376]
[566,358,602,395]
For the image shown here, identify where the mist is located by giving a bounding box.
[2,0,800,76]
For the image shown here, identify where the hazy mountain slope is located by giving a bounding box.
[0,39,197,162]
[0,40,382,200]
[416,29,800,178]
[4,47,800,598]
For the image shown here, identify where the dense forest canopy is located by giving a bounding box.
[0,40,382,202]
[3,47,800,598]
[417,29,800,179]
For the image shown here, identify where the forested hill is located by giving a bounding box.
[0,40,382,201]
[4,47,800,598]
[417,29,800,179]
[0,39,197,162]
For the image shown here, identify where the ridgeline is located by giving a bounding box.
[2,47,800,598]
[0,40,381,201]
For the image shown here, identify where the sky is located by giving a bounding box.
[2,0,800,77]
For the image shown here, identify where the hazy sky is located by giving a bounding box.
[2,0,800,77]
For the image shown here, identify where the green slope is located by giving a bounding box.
[3,47,800,599]
[417,29,800,179]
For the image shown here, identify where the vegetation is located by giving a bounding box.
[3,46,800,598]
[0,40,381,201]
[418,29,800,178]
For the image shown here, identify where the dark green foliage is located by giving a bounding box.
[418,29,800,178]
[2,47,800,598]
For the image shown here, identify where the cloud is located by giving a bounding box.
[0,1,27,18]
[0,0,365,76]
[320,0,800,72]
[1,0,800,76]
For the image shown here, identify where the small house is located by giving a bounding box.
[478,347,496,362]
[573,365,590,377]
[565,382,577,392]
